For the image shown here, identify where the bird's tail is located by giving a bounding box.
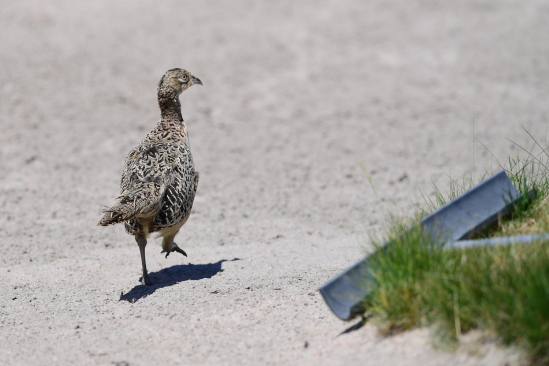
[98,172,173,227]
[98,184,167,226]
[97,190,144,226]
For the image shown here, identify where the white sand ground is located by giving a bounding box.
[1,0,548,365]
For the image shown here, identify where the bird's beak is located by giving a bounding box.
[192,76,203,86]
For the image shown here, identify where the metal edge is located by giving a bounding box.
[318,257,376,321]
[420,170,519,241]
[318,170,528,321]
[445,233,549,249]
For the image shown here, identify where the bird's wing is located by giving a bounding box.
[98,142,175,226]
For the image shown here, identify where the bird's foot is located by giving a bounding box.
[161,243,187,258]
[142,273,153,286]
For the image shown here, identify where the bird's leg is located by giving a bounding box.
[135,235,152,286]
[161,234,187,258]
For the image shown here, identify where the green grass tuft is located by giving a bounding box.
[364,134,549,364]
[367,226,549,364]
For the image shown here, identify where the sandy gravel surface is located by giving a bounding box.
[1,0,548,365]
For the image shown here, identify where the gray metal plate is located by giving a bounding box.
[319,170,529,321]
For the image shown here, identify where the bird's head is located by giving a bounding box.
[157,68,202,99]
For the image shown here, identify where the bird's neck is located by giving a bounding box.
[158,94,183,122]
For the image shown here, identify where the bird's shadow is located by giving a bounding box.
[120,258,240,303]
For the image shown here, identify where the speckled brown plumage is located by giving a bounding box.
[99,68,202,286]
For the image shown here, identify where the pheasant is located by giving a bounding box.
[99,68,202,286]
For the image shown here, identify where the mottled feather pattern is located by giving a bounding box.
[98,68,202,286]
[98,118,199,231]
[120,121,199,235]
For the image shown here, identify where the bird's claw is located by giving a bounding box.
[161,243,187,258]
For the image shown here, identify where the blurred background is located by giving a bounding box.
[2,0,548,251]
[1,0,548,364]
